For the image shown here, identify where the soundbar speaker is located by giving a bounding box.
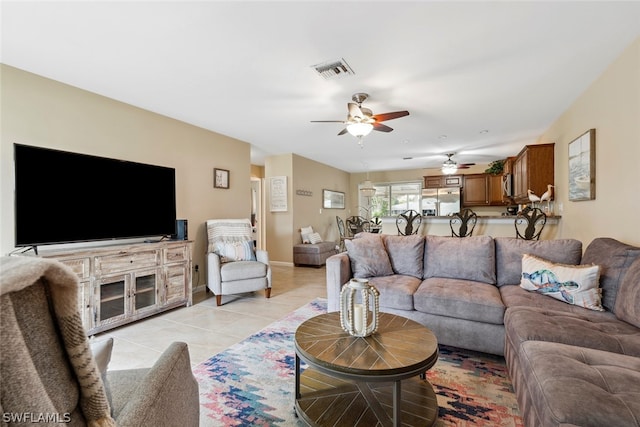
[175,219,188,240]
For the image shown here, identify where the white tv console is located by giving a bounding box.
[40,240,193,335]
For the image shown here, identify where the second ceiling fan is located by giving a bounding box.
[440,153,476,174]
[311,93,409,146]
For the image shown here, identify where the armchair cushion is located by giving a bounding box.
[221,260,268,282]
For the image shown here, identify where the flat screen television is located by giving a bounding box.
[14,144,177,248]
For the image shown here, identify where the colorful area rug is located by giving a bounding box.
[194,299,522,426]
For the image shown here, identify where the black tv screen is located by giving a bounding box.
[14,144,177,247]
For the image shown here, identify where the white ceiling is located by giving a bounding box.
[2,1,639,173]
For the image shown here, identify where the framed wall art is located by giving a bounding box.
[323,189,345,209]
[214,168,230,189]
[269,176,288,212]
[568,129,595,201]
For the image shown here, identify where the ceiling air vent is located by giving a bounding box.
[311,58,354,79]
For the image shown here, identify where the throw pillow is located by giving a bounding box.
[520,254,603,311]
[382,234,424,279]
[301,226,314,244]
[213,241,256,262]
[309,232,323,244]
[345,235,393,278]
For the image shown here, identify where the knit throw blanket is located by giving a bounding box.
[0,256,116,427]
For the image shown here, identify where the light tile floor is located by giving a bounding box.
[95,264,327,370]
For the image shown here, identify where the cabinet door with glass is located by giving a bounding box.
[131,268,160,317]
[95,273,129,330]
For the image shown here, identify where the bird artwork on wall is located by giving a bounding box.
[527,189,541,208]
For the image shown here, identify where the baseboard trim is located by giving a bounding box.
[270,260,294,267]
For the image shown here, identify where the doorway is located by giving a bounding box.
[251,178,265,250]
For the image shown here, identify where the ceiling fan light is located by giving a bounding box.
[441,162,458,175]
[346,122,373,137]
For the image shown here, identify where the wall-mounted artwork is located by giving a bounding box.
[214,168,229,189]
[323,189,345,209]
[568,129,596,201]
[269,176,288,212]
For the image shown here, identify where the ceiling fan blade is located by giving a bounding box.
[310,120,345,123]
[459,163,476,167]
[373,123,393,132]
[372,111,409,122]
[337,128,348,136]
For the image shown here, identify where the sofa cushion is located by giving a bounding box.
[424,235,496,284]
[516,340,640,427]
[495,237,582,286]
[368,275,422,311]
[414,277,505,324]
[520,254,603,311]
[504,306,640,357]
[345,235,393,278]
[581,237,640,312]
[500,284,614,317]
[382,234,425,279]
[614,258,640,328]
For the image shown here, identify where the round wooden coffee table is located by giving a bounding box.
[294,311,439,427]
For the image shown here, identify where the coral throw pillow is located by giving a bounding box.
[520,254,603,311]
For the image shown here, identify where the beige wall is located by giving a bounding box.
[538,36,640,246]
[1,65,253,280]
[265,153,350,264]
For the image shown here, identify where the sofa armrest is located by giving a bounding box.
[326,252,352,312]
[109,342,199,427]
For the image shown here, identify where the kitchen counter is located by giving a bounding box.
[421,215,561,222]
[374,214,561,239]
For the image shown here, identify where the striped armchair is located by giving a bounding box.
[206,219,272,306]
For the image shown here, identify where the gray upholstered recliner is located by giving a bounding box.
[0,256,199,427]
[206,219,272,306]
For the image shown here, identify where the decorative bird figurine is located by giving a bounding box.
[540,184,555,213]
[527,189,541,208]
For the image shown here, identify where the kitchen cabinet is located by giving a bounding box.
[512,143,555,204]
[423,175,462,189]
[462,174,505,207]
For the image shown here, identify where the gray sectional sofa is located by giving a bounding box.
[326,234,640,427]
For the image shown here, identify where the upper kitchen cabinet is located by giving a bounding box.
[462,173,504,206]
[512,143,555,204]
[424,175,462,189]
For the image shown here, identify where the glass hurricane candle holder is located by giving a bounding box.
[339,278,380,337]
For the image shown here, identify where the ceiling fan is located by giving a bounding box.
[311,93,409,146]
[439,153,475,174]
[419,153,476,174]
